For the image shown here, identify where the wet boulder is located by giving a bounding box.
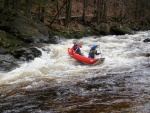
[2,15,50,43]
[0,47,19,72]
[110,25,133,35]
[140,53,150,57]
[0,54,18,72]
[0,47,9,54]
[0,46,42,72]
[0,60,18,72]
[98,23,110,35]
[49,35,62,44]
[11,47,42,61]
[0,30,24,48]
[143,38,150,42]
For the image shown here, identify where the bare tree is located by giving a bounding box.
[102,0,107,22]
[12,0,20,15]
[49,0,67,27]
[25,0,32,18]
[97,0,101,23]
[40,0,46,22]
[97,0,107,23]
[82,0,88,24]
[4,0,10,9]
[3,0,10,14]
[65,0,72,27]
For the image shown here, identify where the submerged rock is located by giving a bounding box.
[11,47,42,61]
[143,38,150,42]
[0,46,42,72]
[0,60,18,72]
[0,54,18,72]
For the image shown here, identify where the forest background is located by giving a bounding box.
[1,0,150,37]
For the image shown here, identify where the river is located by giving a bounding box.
[0,31,150,113]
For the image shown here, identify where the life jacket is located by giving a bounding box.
[88,45,98,58]
[89,49,97,54]
[72,44,81,54]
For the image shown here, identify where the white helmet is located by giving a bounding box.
[73,40,77,44]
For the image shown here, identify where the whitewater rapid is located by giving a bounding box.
[0,31,150,113]
[0,31,150,85]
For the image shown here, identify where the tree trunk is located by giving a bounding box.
[56,0,59,18]
[49,0,67,27]
[3,0,10,14]
[40,0,46,22]
[102,0,107,22]
[12,0,20,15]
[38,2,41,20]
[97,0,101,23]
[4,0,10,9]
[65,0,72,27]
[97,0,107,23]
[82,0,88,25]
[25,0,32,18]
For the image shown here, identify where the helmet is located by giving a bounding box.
[73,40,77,44]
[91,44,98,50]
[92,44,98,48]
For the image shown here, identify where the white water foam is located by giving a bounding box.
[0,31,150,85]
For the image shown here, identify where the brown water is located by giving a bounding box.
[0,31,150,113]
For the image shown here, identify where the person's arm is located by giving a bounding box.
[95,50,100,55]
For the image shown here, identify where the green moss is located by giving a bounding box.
[51,26,102,39]
[0,31,25,48]
[120,27,132,34]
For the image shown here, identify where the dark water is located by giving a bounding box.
[0,31,150,113]
[0,69,149,113]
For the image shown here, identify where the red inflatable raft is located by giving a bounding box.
[68,48,105,65]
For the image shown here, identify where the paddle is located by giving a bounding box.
[74,47,79,53]
[74,44,82,53]
[99,44,102,58]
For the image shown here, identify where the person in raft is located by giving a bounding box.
[72,40,82,55]
[88,44,100,58]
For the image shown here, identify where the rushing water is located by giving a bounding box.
[0,31,150,113]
